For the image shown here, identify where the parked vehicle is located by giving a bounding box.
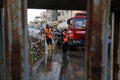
[28,27,40,37]
[67,11,86,48]
[53,29,62,45]
[57,21,68,31]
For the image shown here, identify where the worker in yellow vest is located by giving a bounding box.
[44,24,54,51]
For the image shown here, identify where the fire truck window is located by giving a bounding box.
[74,18,86,28]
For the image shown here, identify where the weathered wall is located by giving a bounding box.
[118,12,120,80]
[113,11,120,80]
[85,0,111,80]
[3,0,30,80]
[0,8,6,80]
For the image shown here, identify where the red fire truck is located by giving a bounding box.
[67,11,86,48]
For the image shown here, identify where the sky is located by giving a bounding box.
[27,9,46,24]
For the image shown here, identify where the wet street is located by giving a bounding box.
[30,45,85,80]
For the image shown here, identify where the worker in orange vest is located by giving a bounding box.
[62,29,68,53]
[44,24,54,51]
[62,29,69,64]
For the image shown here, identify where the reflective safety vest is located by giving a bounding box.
[44,28,52,39]
[62,31,68,42]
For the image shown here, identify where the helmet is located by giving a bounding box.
[64,29,67,31]
[46,24,49,28]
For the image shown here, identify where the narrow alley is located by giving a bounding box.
[1,0,120,80]
[30,43,84,80]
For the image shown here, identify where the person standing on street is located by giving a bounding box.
[44,24,54,51]
[62,29,69,64]
[62,29,68,53]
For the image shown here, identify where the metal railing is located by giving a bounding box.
[30,40,45,63]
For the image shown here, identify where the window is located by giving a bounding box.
[74,18,86,28]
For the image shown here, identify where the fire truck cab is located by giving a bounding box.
[67,11,86,48]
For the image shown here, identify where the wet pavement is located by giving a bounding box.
[30,45,85,80]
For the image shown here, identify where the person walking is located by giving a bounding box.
[44,24,54,51]
[62,29,69,64]
[62,29,68,53]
